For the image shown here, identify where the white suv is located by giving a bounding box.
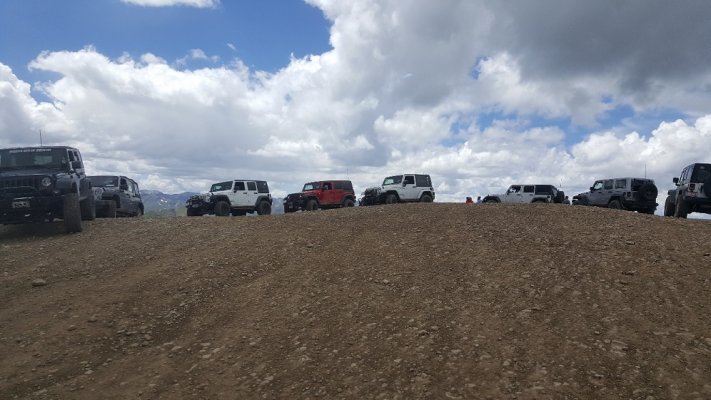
[482,184,564,204]
[379,174,435,203]
[186,180,272,216]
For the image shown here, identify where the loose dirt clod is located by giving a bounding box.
[1,204,710,399]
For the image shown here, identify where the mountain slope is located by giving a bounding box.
[1,204,710,399]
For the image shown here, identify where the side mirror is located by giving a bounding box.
[589,186,595,191]
[402,182,407,187]
[673,177,679,184]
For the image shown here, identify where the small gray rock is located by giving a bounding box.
[31,278,47,287]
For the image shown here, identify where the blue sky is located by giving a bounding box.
[1,0,711,211]
[0,0,330,78]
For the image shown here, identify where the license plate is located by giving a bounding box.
[12,200,30,208]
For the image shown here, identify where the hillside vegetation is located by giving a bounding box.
[1,204,710,399]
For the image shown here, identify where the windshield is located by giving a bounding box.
[0,148,68,171]
[302,182,320,191]
[210,181,233,192]
[90,176,119,187]
[382,175,402,186]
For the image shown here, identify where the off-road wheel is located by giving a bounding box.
[608,199,622,209]
[674,196,689,218]
[305,199,319,211]
[420,194,433,203]
[80,195,96,221]
[214,200,230,216]
[106,201,117,218]
[63,193,83,233]
[257,201,272,215]
[638,183,658,202]
[136,206,143,217]
[663,196,675,217]
[385,193,398,204]
[554,190,565,204]
[343,198,355,207]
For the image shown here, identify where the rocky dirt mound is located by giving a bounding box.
[1,204,710,399]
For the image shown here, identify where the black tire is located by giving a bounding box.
[214,200,230,216]
[80,195,96,221]
[638,183,658,202]
[420,194,433,203]
[343,198,355,207]
[663,196,675,217]
[106,201,117,218]
[385,193,398,204]
[135,206,143,217]
[305,199,319,211]
[608,199,622,209]
[704,179,711,197]
[554,190,565,204]
[257,201,272,216]
[187,207,200,217]
[63,193,83,233]
[674,196,689,218]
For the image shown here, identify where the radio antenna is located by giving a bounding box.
[39,130,43,146]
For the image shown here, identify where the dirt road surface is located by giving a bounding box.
[1,204,710,399]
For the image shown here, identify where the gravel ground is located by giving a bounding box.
[1,203,710,399]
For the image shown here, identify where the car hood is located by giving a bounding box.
[0,168,66,178]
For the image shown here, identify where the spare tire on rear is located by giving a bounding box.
[704,179,711,197]
[554,190,565,204]
[638,183,658,201]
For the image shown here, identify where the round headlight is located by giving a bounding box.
[41,177,52,187]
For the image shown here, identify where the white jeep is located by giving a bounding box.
[379,174,435,204]
[482,184,564,204]
[186,180,272,216]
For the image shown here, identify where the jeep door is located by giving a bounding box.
[245,181,261,207]
[231,181,251,207]
[502,185,522,203]
[588,180,611,206]
[321,182,337,205]
[119,177,136,214]
[401,175,418,200]
[129,179,142,212]
[521,185,535,203]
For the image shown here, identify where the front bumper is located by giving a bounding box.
[0,195,63,224]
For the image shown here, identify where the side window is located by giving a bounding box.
[234,181,246,191]
[508,185,521,194]
[403,175,415,185]
[614,179,626,189]
[345,181,353,191]
[322,182,332,190]
[592,181,604,190]
[120,178,128,190]
[68,150,76,162]
[415,175,431,187]
[334,181,344,190]
[523,185,534,193]
[247,181,257,191]
[256,181,269,193]
[603,180,613,190]
[132,181,140,195]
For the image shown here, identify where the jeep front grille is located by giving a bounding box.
[0,176,43,196]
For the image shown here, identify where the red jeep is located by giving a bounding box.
[283,180,356,212]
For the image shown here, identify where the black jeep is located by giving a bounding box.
[0,146,95,233]
[664,163,711,218]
